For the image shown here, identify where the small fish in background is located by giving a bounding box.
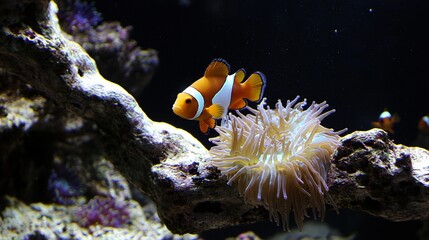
[418,115,429,134]
[172,58,266,133]
[414,114,429,149]
[371,110,400,134]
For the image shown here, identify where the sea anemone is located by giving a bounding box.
[209,96,345,230]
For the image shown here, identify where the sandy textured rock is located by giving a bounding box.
[1,0,429,235]
[330,129,429,221]
[0,196,197,240]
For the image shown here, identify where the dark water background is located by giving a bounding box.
[95,0,427,239]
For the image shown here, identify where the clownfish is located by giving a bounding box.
[371,110,400,134]
[172,58,266,133]
[418,115,429,134]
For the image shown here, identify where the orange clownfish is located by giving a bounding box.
[371,110,400,134]
[172,58,266,133]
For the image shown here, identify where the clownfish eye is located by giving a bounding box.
[185,98,192,104]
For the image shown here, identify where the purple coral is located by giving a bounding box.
[58,0,102,33]
[74,196,131,228]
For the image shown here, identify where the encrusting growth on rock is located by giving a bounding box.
[209,97,346,230]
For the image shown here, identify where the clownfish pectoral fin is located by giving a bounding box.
[229,99,247,110]
[242,71,266,102]
[234,68,246,83]
[204,58,230,78]
[207,104,224,119]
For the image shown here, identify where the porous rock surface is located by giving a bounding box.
[0,196,194,240]
[330,129,429,221]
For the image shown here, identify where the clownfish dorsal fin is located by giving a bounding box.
[207,104,224,119]
[204,58,230,78]
[234,68,246,83]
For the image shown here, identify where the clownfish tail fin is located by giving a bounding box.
[243,71,266,102]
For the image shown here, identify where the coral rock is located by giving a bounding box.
[330,128,429,221]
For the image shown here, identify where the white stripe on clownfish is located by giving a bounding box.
[183,86,205,120]
[212,73,235,119]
